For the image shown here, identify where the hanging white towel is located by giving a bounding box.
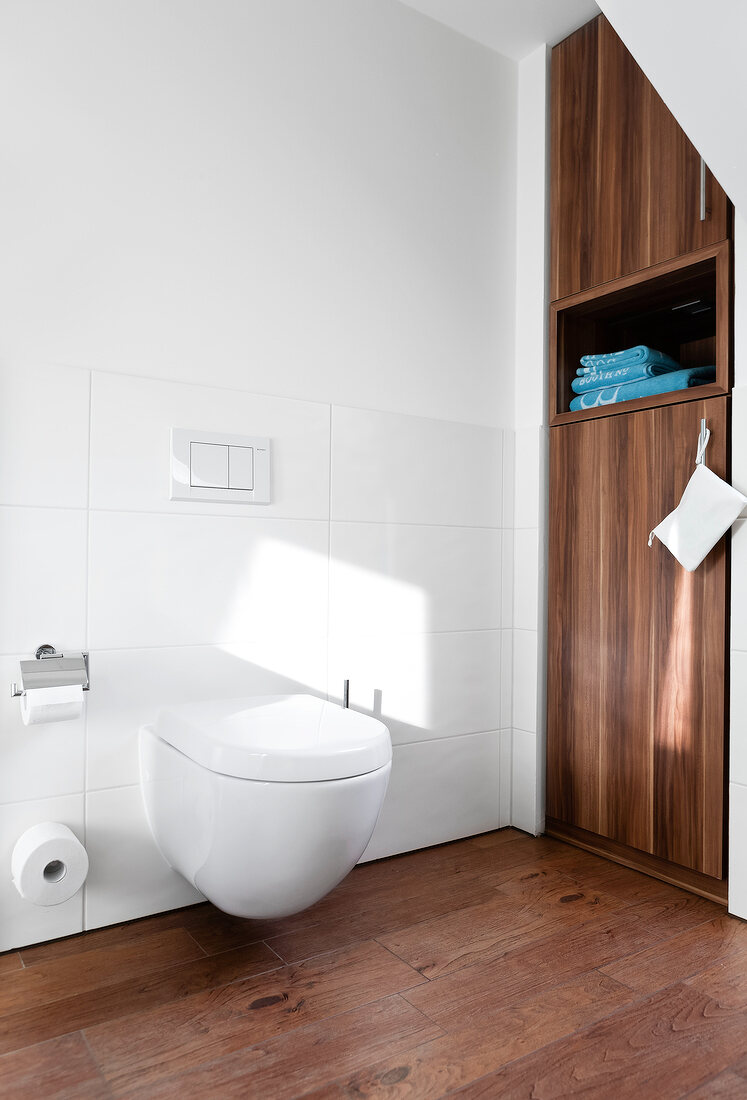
[648,463,746,572]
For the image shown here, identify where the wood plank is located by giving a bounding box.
[685,942,747,1008]
[376,867,624,982]
[120,996,442,1100]
[600,915,747,994]
[535,840,700,905]
[0,1032,109,1099]
[0,941,281,1057]
[0,953,22,974]
[545,818,728,902]
[0,928,205,1019]
[449,984,747,1099]
[84,940,425,1095]
[684,1072,747,1099]
[311,971,633,1100]
[402,892,718,1033]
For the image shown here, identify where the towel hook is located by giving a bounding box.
[696,418,710,467]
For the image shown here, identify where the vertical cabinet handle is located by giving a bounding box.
[700,156,707,221]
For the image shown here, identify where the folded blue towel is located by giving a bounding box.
[569,366,716,411]
[572,360,682,393]
[578,345,680,374]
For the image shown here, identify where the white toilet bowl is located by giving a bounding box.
[139,694,391,919]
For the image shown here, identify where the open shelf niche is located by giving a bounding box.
[549,240,731,425]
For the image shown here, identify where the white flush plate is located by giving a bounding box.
[170,428,271,504]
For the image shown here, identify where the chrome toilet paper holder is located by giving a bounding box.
[10,644,90,698]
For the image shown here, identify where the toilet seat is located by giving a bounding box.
[154,694,391,783]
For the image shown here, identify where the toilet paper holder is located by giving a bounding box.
[10,644,90,698]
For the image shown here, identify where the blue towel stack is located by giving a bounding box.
[569,346,715,411]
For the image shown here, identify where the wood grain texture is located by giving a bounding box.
[547,396,728,880]
[122,996,441,1100]
[550,15,730,303]
[449,983,747,1100]
[2,832,745,1100]
[84,940,425,1094]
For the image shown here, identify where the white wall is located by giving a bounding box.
[0,0,518,951]
[509,44,549,836]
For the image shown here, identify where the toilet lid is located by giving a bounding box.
[153,694,392,782]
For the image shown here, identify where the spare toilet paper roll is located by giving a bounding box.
[20,684,84,726]
[11,822,89,906]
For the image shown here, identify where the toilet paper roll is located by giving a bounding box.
[11,822,89,906]
[20,685,84,726]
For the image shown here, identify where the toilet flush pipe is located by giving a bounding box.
[343,680,349,708]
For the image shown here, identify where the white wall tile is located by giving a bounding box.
[731,520,747,652]
[731,650,747,786]
[502,429,515,529]
[501,529,514,629]
[500,628,513,729]
[85,785,203,930]
[729,781,747,919]
[330,523,501,636]
[87,637,328,790]
[331,407,502,528]
[360,731,502,861]
[0,794,85,952]
[88,512,329,649]
[0,365,90,509]
[328,630,501,745]
[514,425,541,528]
[0,507,87,655]
[513,528,539,631]
[499,728,512,828]
[513,628,538,734]
[0,655,85,803]
[732,386,747,495]
[512,728,539,835]
[90,373,331,519]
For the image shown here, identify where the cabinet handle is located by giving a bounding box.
[700,156,707,221]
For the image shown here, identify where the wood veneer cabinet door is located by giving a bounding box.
[551,16,730,302]
[547,396,727,878]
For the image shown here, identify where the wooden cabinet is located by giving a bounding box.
[551,16,730,302]
[547,396,728,894]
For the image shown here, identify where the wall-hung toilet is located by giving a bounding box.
[139,694,391,919]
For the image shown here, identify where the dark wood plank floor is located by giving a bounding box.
[1,828,746,1098]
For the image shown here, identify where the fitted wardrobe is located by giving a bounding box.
[546,15,732,902]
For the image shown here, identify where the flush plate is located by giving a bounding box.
[170,428,271,504]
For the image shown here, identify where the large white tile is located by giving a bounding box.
[0,506,87,655]
[0,794,85,951]
[331,406,502,527]
[729,782,747,919]
[328,630,501,745]
[501,529,514,629]
[513,628,538,734]
[513,528,539,631]
[329,523,501,636]
[0,364,90,509]
[731,520,747,652]
[730,650,747,786]
[87,637,328,790]
[500,628,513,729]
[88,512,329,649]
[499,728,512,828]
[90,372,331,519]
[732,386,747,497]
[514,425,542,529]
[512,728,539,835]
[85,785,203,930]
[502,429,515,529]
[360,731,502,861]
[0,655,85,802]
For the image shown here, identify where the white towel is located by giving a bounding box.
[648,463,746,572]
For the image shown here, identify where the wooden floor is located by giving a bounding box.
[2,829,747,1098]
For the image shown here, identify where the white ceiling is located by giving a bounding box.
[397,0,600,60]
